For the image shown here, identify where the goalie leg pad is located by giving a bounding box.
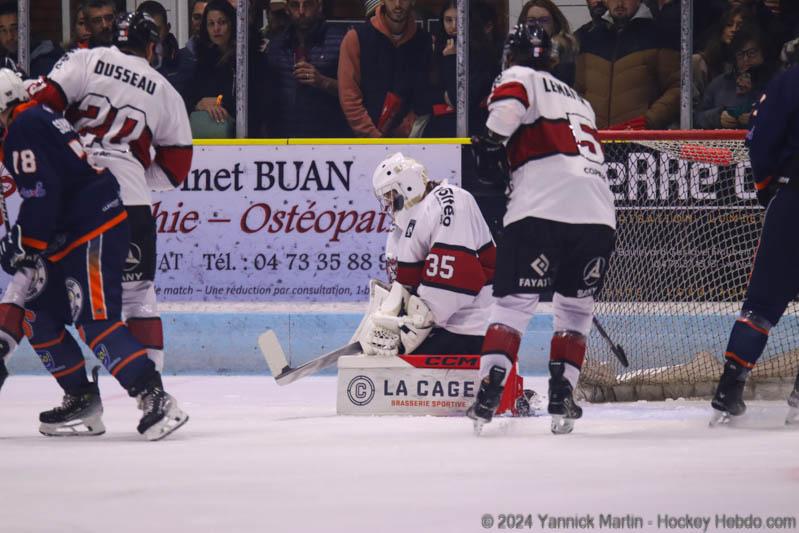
[398,294,433,354]
[724,310,772,369]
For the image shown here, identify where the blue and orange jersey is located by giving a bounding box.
[2,103,126,256]
[748,66,799,191]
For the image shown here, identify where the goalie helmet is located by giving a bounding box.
[502,21,554,71]
[0,68,29,115]
[372,152,429,230]
[113,11,160,52]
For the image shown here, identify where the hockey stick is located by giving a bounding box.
[258,330,362,385]
[592,316,629,367]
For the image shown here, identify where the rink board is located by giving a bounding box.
[6,308,798,377]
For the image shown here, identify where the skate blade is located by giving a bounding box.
[40,415,106,437]
[550,415,574,434]
[142,406,189,441]
[786,406,799,426]
[472,418,486,436]
[709,408,745,427]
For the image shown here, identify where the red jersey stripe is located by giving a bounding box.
[489,82,530,109]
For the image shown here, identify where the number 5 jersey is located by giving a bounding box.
[487,65,616,230]
[29,46,193,207]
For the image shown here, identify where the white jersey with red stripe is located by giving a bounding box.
[387,182,496,337]
[487,65,615,229]
[29,46,193,207]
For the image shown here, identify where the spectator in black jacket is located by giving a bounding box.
[0,1,63,77]
[263,0,348,137]
[137,1,182,90]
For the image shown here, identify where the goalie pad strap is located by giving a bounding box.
[126,317,164,349]
[550,330,586,370]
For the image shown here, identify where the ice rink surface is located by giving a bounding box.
[1,376,797,533]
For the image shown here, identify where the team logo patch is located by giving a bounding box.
[582,257,606,287]
[347,375,376,406]
[405,219,416,238]
[65,278,84,322]
[124,243,142,272]
[530,254,550,277]
[38,350,55,372]
[95,343,110,365]
[24,256,49,302]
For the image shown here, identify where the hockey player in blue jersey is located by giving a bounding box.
[0,68,188,439]
[711,66,799,426]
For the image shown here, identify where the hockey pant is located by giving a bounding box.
[26,219,156,396]
[122,205,165,371]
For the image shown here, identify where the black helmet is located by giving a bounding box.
[502,21,553,71]
[113,11,160,51]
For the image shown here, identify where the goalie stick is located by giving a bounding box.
[258,330,362,385]
[592,316,629,367]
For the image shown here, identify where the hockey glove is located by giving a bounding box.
[755,177,779,208]
[470,134,510,187]
[0,225,33,275]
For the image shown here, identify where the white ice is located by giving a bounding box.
[1,376,797,533]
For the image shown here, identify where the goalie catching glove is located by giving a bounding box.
[359,281,434,356]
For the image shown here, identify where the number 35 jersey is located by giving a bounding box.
[487,65,616,230]
[30,46,193,207]
[386,183,496,337]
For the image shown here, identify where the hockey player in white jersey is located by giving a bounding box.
[467,23,616,434]
[28,12,192,374]
[359,153,534,415]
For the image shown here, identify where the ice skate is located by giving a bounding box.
[786,374,799,426]
[548,362,582,434]
[466,366,506,435]
[39,366,105,436]
[515,389,542,417]
[710,360,747,427]
[137,374,189,441]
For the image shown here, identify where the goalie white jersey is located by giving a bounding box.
[30,46,193,206]
[487,65,615,229]
[386,183,495,336]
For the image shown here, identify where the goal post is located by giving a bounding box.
[579,130,799,402]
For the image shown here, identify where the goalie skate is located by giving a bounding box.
[39,367,105,437]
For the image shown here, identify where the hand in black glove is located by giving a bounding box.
[470,134,510,187]
[756,179,779,209]
[0,225,33,275]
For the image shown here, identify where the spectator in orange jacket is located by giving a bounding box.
[337,0,432,138]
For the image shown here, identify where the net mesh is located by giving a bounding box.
[579,131,799,402]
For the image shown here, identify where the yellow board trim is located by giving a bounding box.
[193,138,472,146]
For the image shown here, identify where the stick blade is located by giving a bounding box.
[258,330,291,383]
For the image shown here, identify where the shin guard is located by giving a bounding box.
[81,320,156,395]
[550,330,587,389]
[724,311,771,370]
[480,323,524,415]
[29,323,89,394]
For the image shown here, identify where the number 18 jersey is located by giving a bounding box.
[30,46,193,207]
[487,66,615,230]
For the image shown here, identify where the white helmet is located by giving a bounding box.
[0,68,28,115]
[372,152,429,229]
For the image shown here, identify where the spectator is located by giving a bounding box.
[86,0,116,46]
[575,0,680,129]
[467,0,502,134]
[189,0,208,44]
[64,3,92,50]
[576,0,608,37]
[425,1,458,137]
[692,5,746,100]
[518,0,578,86]
[137,1,181,82]
[266,1,291,39]
[262,0,348,137]
[695,27,775,129]
[0,1,63,77]
[338,0,433,138]
[185,0,263,137]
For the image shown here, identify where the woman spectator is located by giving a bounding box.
[694,27,776,129]
[425,1,458,137]
[185,0,264,137]
[517,0,578,86]
[64,4,92,50]
[693,5,746,101]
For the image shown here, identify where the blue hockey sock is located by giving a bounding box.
[81,320,156,395]
[724,313,771,370]
[32,329,90,394]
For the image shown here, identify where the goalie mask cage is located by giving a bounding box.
[580,130,799,402]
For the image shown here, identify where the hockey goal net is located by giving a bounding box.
[580,130,799,402]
